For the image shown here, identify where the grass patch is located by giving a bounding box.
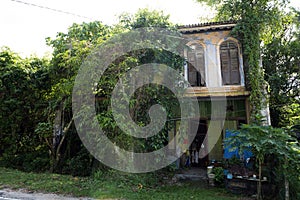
[0,167,92,196]
[0,167,248,199]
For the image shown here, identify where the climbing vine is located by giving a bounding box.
[232,15,265,124]
[205,0,291,124]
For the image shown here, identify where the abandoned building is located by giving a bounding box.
[167,21,270,169]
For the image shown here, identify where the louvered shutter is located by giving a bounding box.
[230,47,240,84]
[195,46,205,86]
[220,47,230,85]
[188,50,197,86]
[187,43,205,86]
[220,41,241,85]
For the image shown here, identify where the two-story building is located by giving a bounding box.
[169,21,252,168]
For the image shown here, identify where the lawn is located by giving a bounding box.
[0,167,250,200]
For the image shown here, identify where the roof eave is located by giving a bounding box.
[178,22,237,34]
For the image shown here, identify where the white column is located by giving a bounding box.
[184,60,188,81]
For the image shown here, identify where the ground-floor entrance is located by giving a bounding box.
[168,98,249,169]
[189,119,208,167]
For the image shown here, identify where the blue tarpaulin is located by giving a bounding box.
[223,130,253,160]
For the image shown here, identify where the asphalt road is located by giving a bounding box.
[0,188,94,200]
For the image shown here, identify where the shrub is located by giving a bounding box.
[212,167,224,185]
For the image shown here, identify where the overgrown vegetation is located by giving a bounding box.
[198,0,299,126]
[0,167,245,200]
[262,9,300,127]
[0,9,181,174]
[0,3,299,200]
[196,1,300,199]
[225,124,300,200]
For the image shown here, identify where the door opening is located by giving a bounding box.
[189,119,208,167]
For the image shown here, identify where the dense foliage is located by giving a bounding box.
[0,5,299,199]
[262,10,300,127]
[198,0,300,199]
[225,124,300,199]
[0,47,50,171]
[0,9,181,175]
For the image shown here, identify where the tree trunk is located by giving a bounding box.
[51,105,63,172]
[51,100,74,172]
[285,157,289,200]
[285,178,289,200]
[257,158,263,200]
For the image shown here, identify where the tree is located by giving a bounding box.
[0,47,50,171]
[44,21,111,172]
[262,10,300,127]
[42,9,187,173]
[225,124,300,200]
[0,9,183,174]
[118,8,174,29]
[93,8,183,165]
[196,2,300,199]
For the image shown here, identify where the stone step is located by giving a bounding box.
[174,173,208,181]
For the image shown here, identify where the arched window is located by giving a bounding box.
[220,40,240,85]
[187,43,205,87]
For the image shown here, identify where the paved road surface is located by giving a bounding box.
[0,188,94,200]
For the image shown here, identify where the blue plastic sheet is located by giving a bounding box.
[223,130,252,160]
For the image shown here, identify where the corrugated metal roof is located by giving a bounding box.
[178,21,237,33]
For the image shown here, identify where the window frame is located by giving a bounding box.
[185,42,206,87]
[219,40,241,85]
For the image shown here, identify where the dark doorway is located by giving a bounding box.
[189,119,208,167]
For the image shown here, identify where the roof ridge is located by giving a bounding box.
[177,21,237,29]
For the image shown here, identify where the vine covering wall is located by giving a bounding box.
[212,0,290,124]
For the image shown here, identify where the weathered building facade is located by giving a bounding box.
[169,22,253,167]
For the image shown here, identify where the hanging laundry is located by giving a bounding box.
[195,151,199,163]
[184,150,190,167]
[191,150,194,163]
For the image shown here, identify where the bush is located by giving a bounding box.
[22,151,49,172]
[0,150,49,172]
[63,148,92,177]
[212,167,224,185]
